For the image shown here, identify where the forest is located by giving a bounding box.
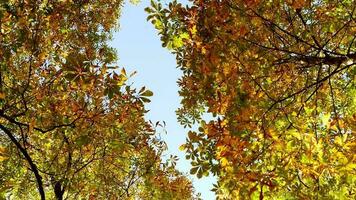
[0,0,355,199]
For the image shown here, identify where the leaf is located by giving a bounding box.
[0,146,7,162]
[75,135,90,147]
[0,155,8,162]
[187,131,196,141]
[288,129,301,140]
[140,97,151,103]
[0,92,5,99]
[117,74,127,86]
[0,146,5,154]
[220,157,229,167]
[141,90,153,97]
[190,167,198,175]
[29,119,35,134]
[321,113,331,126]
[121,68,127,76]
[129,0,140,5]
[107,88,114,99]
[179,144,186,151]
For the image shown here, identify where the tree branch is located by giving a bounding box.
[265,62,354,114]
[0,124,45,200]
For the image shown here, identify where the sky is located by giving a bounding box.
[111,0,216,199]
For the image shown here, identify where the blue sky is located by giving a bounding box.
[111,0,216,199]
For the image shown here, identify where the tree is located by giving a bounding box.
[148,0,356,199]
[0,0,195,199]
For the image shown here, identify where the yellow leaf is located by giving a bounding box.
[190,25,197,36]
[220,157,229,167]
[335,152,348,165]
[225,166,233,173]
[179,144,186,151]
[0,146,5,153]
[0,92,5,99]
[288,129,301,140]
[321,113,331,126]
[0,146,7,162]
[0,155,8,162]
[342,163,356,171]
[342,133,348,143]
[117,74,127,86]
[335,136,343,146]
[121,68,127,76]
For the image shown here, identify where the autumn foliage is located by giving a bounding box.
[148,0,355,199]
[0,0,195,199]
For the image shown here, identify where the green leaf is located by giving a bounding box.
[197,169,203,179]
[129,0,140,5]
[75,135,90,147]
[190,167,198,175]
[140,97,151,103]
[108,89,114,99]
[141,90,153,97]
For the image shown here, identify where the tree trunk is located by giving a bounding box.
[54,181,64,200]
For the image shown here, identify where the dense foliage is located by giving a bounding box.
[148,0,356,199]
[0,0,195,199]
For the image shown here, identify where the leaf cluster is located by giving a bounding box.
[148,0,356,199]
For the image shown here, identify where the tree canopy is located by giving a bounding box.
[0,0,195,199]
[148,0,355,199]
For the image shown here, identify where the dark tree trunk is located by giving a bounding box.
[54,181,65,200]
